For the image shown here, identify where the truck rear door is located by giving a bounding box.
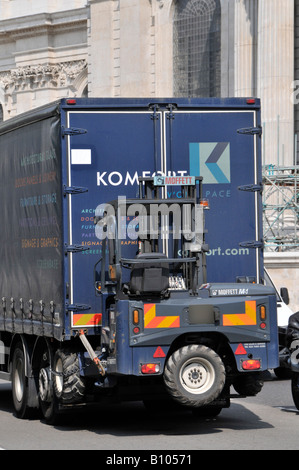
[64,105,162,330]
[163,104,262,283]
[63,100,262,331]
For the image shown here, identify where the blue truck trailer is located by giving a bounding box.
[0,98,279,423]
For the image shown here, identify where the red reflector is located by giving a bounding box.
[247,98,256,104]
[235,343,247,355]
[153,346,166,358]
[141,363,160,374]
[260,322,267,330]
[242,359,261,370]
[200,199,209,209]
[66,99,76,105]
[133,327,140,334]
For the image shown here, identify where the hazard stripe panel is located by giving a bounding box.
[72,313,102,328]
[223,300,257,326]
[144,304,180,329]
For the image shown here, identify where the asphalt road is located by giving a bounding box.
[0,374,298,451]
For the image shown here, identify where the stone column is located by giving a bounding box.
[258,0,294,166]
[118,0,152,96]
[153,0,174,97]
[234,0,258,97]
[88,0,153,97]
[88,0,114,96]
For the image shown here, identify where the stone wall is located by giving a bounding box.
[0,4,88,118]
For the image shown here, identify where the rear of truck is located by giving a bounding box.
[64,97,266,328]
[57,97,278,416]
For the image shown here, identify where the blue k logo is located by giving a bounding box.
[189,142,231,184]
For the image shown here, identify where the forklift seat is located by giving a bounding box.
[130,253,169,295]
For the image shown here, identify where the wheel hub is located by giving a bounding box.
[180,358,216,395]
[183,363,207,389]
[39,367,51,402]
[190,368,202,381]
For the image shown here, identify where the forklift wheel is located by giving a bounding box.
[163,344,225,408]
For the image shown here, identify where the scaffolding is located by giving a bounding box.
[263,164,299,251]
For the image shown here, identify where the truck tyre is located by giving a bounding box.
[192,405,223,418]
[11,343,32,419]
[38,347,61,425]
[163,344,225,408]
[53,349,85,404]
[291,372,299,410]
[233,373,264,396]
[274,366,292,380]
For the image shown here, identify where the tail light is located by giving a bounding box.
[133,309,139,325]
[259,305,266,320]
[141,363,160,374]
[259,305,267,330]
[242,359,261,370]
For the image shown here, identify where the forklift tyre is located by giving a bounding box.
[291,372,299,410]
[163,344,225,408]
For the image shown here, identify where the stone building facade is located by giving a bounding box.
[0,0,299,310]
[0,0,88,119]
[0,0,296,165]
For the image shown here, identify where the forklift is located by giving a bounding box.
[93,176,278,415]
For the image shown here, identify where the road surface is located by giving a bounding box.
[0,374,298,451]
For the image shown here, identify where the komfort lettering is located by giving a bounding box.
[97,170,188,186]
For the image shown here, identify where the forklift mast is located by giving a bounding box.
[97,176,210,297]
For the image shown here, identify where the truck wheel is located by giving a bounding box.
[291,372,299,410]
[39,348,60,425]
[192,405,223,418]
[233,373,264,396]
[53,349,85,404]
[11,342,37,419]
[163,344,225,408]
[274,366,292,380]
[11,343,31,419]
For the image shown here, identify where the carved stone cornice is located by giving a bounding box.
[0,60,87,93]
[0,9,88,43]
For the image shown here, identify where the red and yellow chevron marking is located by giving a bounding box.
[223,301,257,326]
[72,313,102,328]
[144,303,180,329]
